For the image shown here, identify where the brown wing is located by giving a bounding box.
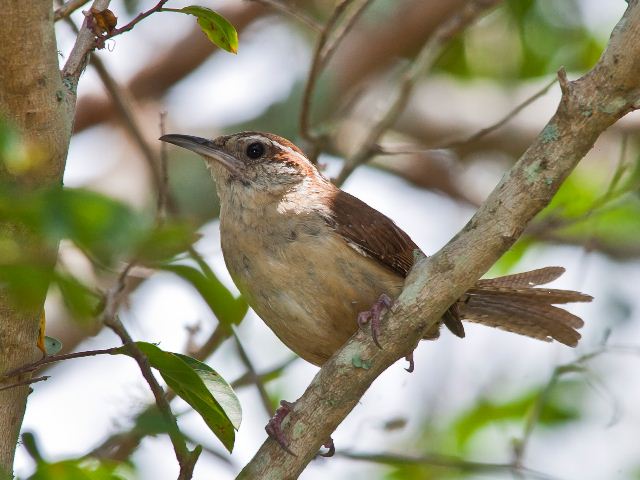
[322,189,465,338]
[325,190,419,277]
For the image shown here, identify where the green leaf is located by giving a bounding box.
[133,222,199,265]
[30,459,128,480]
[174,353,241,430]
[133,406,172,436]
[452,379,583,450]
[161,264,247,329]
[0,186,146,265]
[54,272,100,320]
[172,6,238,54]
[111,342,241,452]
[0,264,52,308]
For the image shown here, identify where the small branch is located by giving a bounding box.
[437,77,559,150]
[64,12,173,214]
[250,0,321,32]
[334,0,502,186]
[299,0,353,147]
[158,111,170,221]
[103,314,200,478]
[62,0,111,91]
[88,53,165,199]
[100,0,170,44]
[231,357,296,390]
[2,347,120,379]
[513,343,640,467]
[92,262,200,477]
[318,0,374,71]
[337,451,556,480]
[55,0,92,21]
[232,331,273,416]
[0,376,50,393]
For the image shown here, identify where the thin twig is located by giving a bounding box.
[103,314,201,478]
[250,0,321,32]
[93,261,201,478]
[334,0,502,186]
[512,344,640,468]
[100,0,170,44]
[337,451,557,480]
[2,347,121,379]
[318,0,373,70]
[63,16,166,200]
[299,0,353,147]
[437,77,558,150]
[232,331,274,416]
[55,0,92,21]
[62,0,111,89]
[0,376,50,393]
[89,54,165,198]
[158,111,170,221]
[89,354,295,463]
[231,357,297,389]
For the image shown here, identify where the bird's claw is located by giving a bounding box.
[265,400,297,456]
[357,293,393,348]
[404,351,415,373]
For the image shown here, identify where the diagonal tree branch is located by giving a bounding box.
[237,2,640,478]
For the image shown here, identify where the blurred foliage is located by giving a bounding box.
[451,379,582,451]
[111,342,242,452]
[437,0,606,80]
[491,150,640,273]
[385,379,585,479]
[0,185,197,316]
[0,186,197,266]
[29,460,128,480]
[21,432,131,480]
[168,153,220,222]
[161,263,247,331]
[122,0,141,16]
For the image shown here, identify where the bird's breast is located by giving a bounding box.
[219,208,403,365]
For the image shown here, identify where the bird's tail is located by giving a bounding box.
[444,267,592,346]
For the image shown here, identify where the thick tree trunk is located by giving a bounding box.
[0,1,73,474]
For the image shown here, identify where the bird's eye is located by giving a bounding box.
[246,142,265,159]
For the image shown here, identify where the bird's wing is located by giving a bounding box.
[323,190,419,277]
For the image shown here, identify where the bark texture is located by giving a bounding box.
[0,1,73,474]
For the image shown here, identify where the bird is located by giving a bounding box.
[160,130,592,450]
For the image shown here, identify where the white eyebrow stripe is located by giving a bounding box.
[270,139,309,163]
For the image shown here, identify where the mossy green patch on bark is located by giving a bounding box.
[540,123,559,144]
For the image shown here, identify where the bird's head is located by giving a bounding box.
[160,131,323,201]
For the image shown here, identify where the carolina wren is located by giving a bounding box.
[160,131,592,367]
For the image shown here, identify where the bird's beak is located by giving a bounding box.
[159,134,243,176]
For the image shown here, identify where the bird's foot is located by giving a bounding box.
[357,293,393,348]
[318,437,335,457]
[404,351,415,373]
[265,400,296,456]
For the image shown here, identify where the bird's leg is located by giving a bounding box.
[357,293,393,348]
[265,400,296,456]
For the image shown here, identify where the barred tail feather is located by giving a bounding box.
[448,266,592,347]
